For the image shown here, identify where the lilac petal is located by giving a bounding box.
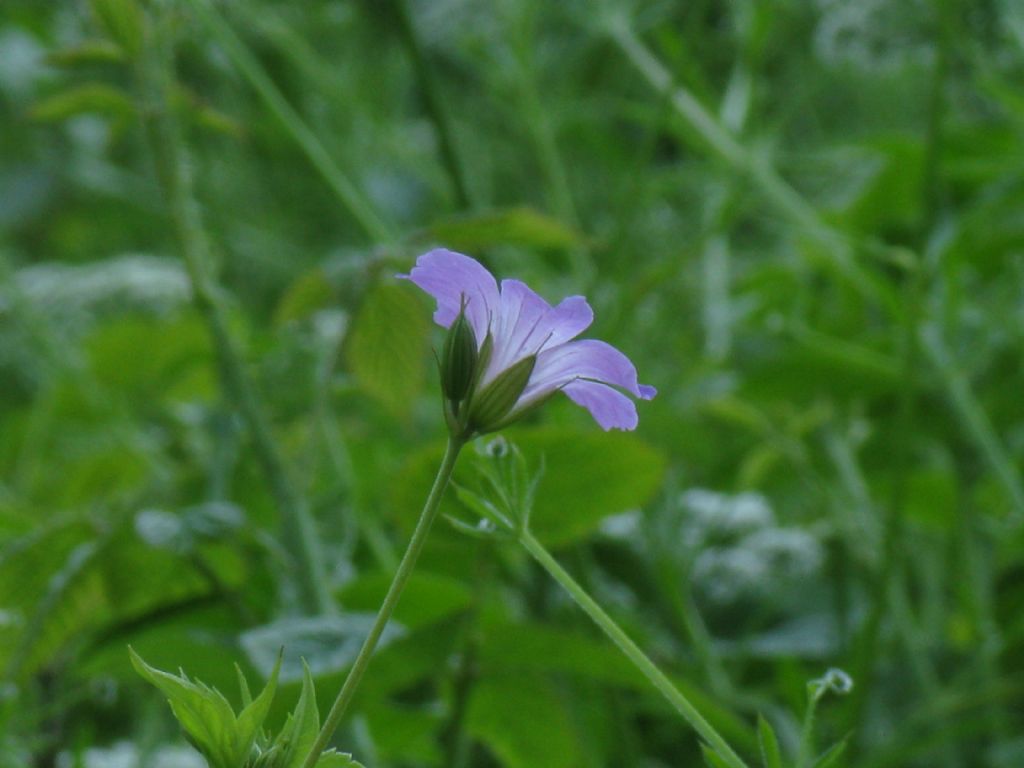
[562,380,639,431]
[483,280,595,386]
[519,339,656,404]
[542,295,594,349]
[398,249,498,342]
[487,279,552,376]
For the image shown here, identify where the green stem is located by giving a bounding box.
[920,325,1024,517]
[136,14,333,615]
[518,530,750,768]
[796,693,820,768]
[607,20,893,311]
[391,0,474,210]
[301,436,465,768]
[183,0,394,243]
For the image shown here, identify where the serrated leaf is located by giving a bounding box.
[346,282,430,415]
[758,715,784,768]
[129,648,280,768]
[316,751,365,768]
[129,647,242,768]
[277,661,320,768]
[30,83,134,123]
[428,207,583,252]
[236,652,282,755]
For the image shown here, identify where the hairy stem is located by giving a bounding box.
[301,436,465,767]
[518,530,750,768]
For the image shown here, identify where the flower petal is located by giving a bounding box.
[484,280,594,382]
[487,279,552,376]
[519,339,656,404]
[542,295,594,349]
[562,380,639,431]
[398,249,498,342]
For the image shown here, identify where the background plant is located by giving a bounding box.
[1,0,1023,766]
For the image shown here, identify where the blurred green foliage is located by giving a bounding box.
[1,0,1023,766]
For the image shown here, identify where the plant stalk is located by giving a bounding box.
[301,436,465,768]
[518,530,749,768]
[136,11,333,615]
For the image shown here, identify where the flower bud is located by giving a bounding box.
[467,354,536,433]
[441,304,478,404]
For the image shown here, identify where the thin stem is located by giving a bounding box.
[391,0,474,210]
[183,0,394,243]
[301,435,465,768]
[136,13,333,615]
[796,694,820,768]
[518,530,750,768]
[920,325,1024,517]
[607,20,895,311]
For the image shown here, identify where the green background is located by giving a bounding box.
[1,0,1022,766]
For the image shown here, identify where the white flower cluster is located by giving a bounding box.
[680,489,824,606]
[57,741,205,768]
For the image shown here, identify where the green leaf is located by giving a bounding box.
[346,282,430,415]
[475,621,757,755]
[316,751,365,768]
[236,652,282,757]
[466,672,582,768]
[337,571,472,632]
[811,738,848,768]
[276,661,320,768]
[428,207,583,252]
[240,615,404,684]
[758,715,784,768]
[129,647,244,768]
[701,744,733,768]
[129,648,281,768]
[30,83,135,123]
[274,268,337,326]
[90,0,144,55]
[47,40,125,66]
[395,428,665,547]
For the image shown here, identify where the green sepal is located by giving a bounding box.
[468,354,536,433]
[441,302,478,404]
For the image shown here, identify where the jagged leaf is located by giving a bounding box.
[129,648,281,768]
[278,661,321,768]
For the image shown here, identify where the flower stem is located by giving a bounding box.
[301,436,465,768]
[518,530,750,768]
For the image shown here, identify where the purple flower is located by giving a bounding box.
[400,249,656,432]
